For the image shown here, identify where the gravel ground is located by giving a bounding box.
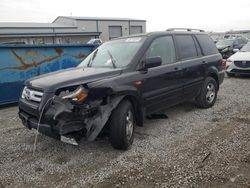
[0,76,250,188]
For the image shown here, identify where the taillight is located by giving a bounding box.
[220,59,227,69]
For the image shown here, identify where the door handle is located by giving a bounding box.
[202,61,207,64]
[174,67,181,71]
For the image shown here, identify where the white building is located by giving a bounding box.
[53,16,146,42]
[0,17,146,44]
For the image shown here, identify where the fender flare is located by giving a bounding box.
[205,66,220,89]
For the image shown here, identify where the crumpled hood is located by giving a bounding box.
[26,67,122,92]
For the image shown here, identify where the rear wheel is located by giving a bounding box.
[109,100,135,150]
[196,77,218,108]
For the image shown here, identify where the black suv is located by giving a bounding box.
[19,29,225,150]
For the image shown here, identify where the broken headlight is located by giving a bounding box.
[21,86,27,99]
[59,86,88,104]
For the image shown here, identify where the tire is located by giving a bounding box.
[226,72,234,77]
[196,77,218,108]
[109,100,135,150]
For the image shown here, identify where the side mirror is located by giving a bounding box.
[144,56,162,69]
[233,49,239,53]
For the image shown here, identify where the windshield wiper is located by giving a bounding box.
[107,50,117,68]
[87,49,98,67]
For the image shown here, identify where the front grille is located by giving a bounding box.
[234,61,250,68]
[231,69,250,74]
[23,87,43,103]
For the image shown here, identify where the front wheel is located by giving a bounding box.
[109,100,135,150]
[196,77,218,108]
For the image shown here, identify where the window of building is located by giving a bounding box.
[109,26,122,40]
[130,26,143,35]
[196,35,218,56]
[175,35,197,60]
[146,36,176,65]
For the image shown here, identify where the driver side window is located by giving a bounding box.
[146,36,176,65]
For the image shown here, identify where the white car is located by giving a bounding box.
[226,42,250,76]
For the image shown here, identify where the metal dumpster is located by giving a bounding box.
[0,44,96,105]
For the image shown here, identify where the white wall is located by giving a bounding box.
[74,19,146,41]
[76,20,97,32]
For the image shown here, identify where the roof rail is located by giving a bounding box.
[166,28,205,32]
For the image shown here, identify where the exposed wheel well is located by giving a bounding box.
[123,95,143,127]
[208,72,219,90]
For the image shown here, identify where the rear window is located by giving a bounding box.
[196,35,218,56]
[175,35,197,60]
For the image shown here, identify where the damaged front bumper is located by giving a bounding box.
[19,110,60,139]
[19,95,123,144]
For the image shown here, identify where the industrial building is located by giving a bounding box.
[0,16,146,44]
[53,16,146,42]
[0,22,101,44]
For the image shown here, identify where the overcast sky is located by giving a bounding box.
[0,0,250,32]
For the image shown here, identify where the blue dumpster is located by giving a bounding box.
[0,44,96,105]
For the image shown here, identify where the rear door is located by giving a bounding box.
[174,34,205,99]
[195,34,223,79]
[140,35,184,113]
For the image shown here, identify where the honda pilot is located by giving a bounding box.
[19,28,225,150]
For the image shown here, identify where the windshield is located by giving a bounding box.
[241,42,250,52]
[79,37,144,68]
[216,39,234,46]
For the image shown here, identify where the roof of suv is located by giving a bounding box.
[115,30,208,41]
[147,30,207,36]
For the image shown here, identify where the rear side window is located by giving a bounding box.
[175,35,197,60]
[146,36,176,65]
[196,35,218,55]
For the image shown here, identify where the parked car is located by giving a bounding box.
[216,37,248,59]
[19,29,224,150]
[87,38,102,45]
[226,42,250,76]
[224,34,248,40]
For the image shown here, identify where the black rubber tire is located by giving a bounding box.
[226,72,234,77]
[109,100,135,150]
[196,77,218,108]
